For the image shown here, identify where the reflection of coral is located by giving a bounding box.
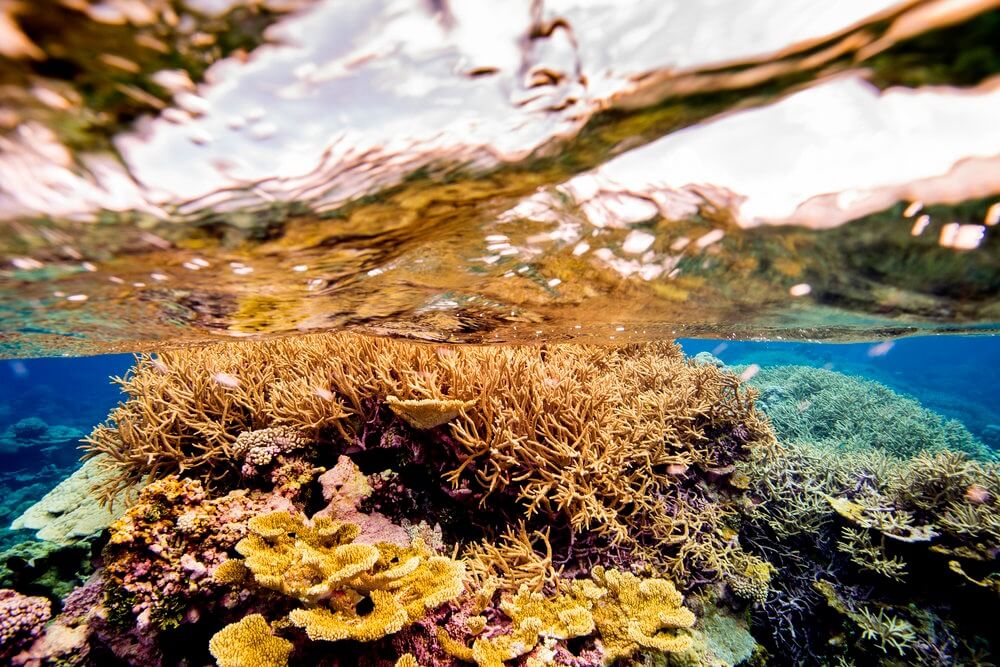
[209,614,292,667]
[0,589,51,661]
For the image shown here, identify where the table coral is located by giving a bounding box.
[225,509,466,647]
[208,614,292,667]
[440,567,695,666]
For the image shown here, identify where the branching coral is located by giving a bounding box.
[747,365,995,461]
[85,334,772,590]
[743,437,1000,665]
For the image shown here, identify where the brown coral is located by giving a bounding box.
[86,334,771,587]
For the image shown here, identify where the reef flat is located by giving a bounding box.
[0,334,996,666]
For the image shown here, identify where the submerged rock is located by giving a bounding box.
[0,418,84,454]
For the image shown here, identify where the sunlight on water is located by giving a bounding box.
[0,0,997,355]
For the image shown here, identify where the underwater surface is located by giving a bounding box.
[0,1,998,666]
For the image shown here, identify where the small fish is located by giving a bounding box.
[966,484,989,504]
[212,372,240,388]
[667,464,688,476]
[314,387,335,401]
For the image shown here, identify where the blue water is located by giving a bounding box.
[678,335,1000,449]
[0,336,997,549]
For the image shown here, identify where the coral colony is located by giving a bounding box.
[0,334,997,665]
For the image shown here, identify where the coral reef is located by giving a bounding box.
[741,440,999,665]
[86,334,772,592]
[0,418,85,455]
[0,589,51,661]
[17,334,783,665]
[747,365,995,461]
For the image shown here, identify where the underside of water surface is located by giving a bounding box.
[0,0,997,356]
[0,2,998,667]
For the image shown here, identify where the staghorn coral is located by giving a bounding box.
[85,334,772,590]
[742,439,1000,665]
[208,614,293,667]
[0,589,51,661]
[440,566,695,666]
[462,523,562,593]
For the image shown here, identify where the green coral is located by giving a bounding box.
[747,365,994,461]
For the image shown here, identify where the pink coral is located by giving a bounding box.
[0,589,52,660]
[104,477,288,633]
[314,456,410,546]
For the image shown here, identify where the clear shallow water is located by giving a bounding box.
[0,2,998,665]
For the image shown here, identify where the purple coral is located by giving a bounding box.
[0,589,52,659]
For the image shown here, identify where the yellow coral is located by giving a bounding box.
[236,512,377,603]
[587,567,695,662]
[208,614,293,667]
[213,559,249,585]
[395,655,420,667]
[387,395,476,429]
[289,590,409,642]
[230,510,466,645]
[441,568,694,666]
